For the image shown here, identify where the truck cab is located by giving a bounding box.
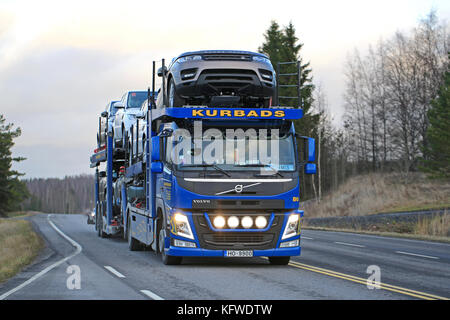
[124,106,316,265]
[91,57,316,266]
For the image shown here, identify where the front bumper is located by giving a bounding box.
[172,60,275,99]
[166,246,300,257]
[175,70,275,99]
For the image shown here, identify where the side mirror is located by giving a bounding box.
[295,134,315,163]
[114,101,125,109]
[101,111,108,118]
[305,163,316,174]
[151,136,160,162]
[306,137,315,162]
[157,66,168,77]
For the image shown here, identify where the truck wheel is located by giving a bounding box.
[127,215,141,251]
[158,224,182,265]
[268,256,290,265]
[168,78,185,107]
[97,202,107,238]
[99,217,107,238]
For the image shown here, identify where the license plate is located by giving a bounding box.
[225,250,253,257]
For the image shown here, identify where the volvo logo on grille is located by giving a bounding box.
[215,182,262,195]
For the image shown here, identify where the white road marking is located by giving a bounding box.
[301,236,313,240]
[395,251,439,260]
[0,214,82,300]
[140,289,164,300]
[104,266,125,278]
[334,241,365,248]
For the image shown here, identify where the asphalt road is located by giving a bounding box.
[0,213,449,300]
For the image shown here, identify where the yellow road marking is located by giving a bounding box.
[262,258,448,300]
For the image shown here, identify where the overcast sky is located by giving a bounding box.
[1,0,448,178]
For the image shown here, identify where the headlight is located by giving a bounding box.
[255,216,268,229]
[241,216,253,229]
[281,214,300,239]
[252,56,271,64]
[213,216,226,229]
[177,55,202,63]
[227,216,239,229]
[172,213,194,240]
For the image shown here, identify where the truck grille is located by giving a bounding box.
[193,213,284,250]
[203,233,274,247]
[203,54,252,61]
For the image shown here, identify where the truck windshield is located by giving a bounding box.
[171,132,296,172]
[127,92,148,109]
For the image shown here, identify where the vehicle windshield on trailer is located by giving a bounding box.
[128,92,148,109]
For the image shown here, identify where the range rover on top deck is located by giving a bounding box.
[155,50,276,108]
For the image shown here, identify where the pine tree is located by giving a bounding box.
[421,63,450,179]
[0,114,28,216]
[259,21,317,124]
[259,21,321,199]
[258,20,284,68]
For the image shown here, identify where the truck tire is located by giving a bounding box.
[96,203,102,237]
[268,256,290,265]
[168,78,185,107]
[98,202,108,238]
[127,215,141,251]
[158,222,182,265]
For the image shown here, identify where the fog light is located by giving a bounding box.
[227,216,239,229]
[280,239,299,248]
[255,216,267,229]
[241,216,253,229]
[174,239,197,248]
[213,216,226,228]
[181,68,198,80]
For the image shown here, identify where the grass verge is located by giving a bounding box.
[415,213,450,238]
[0,218,43,283]
[302,172,450,218]
[304,213,450,243]
[6,211,39,218]
[303,226,450,243]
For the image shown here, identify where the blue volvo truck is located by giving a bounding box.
[90,59,316,265]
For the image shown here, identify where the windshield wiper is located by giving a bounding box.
[180,163,231,177]
[233,163,284,177]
